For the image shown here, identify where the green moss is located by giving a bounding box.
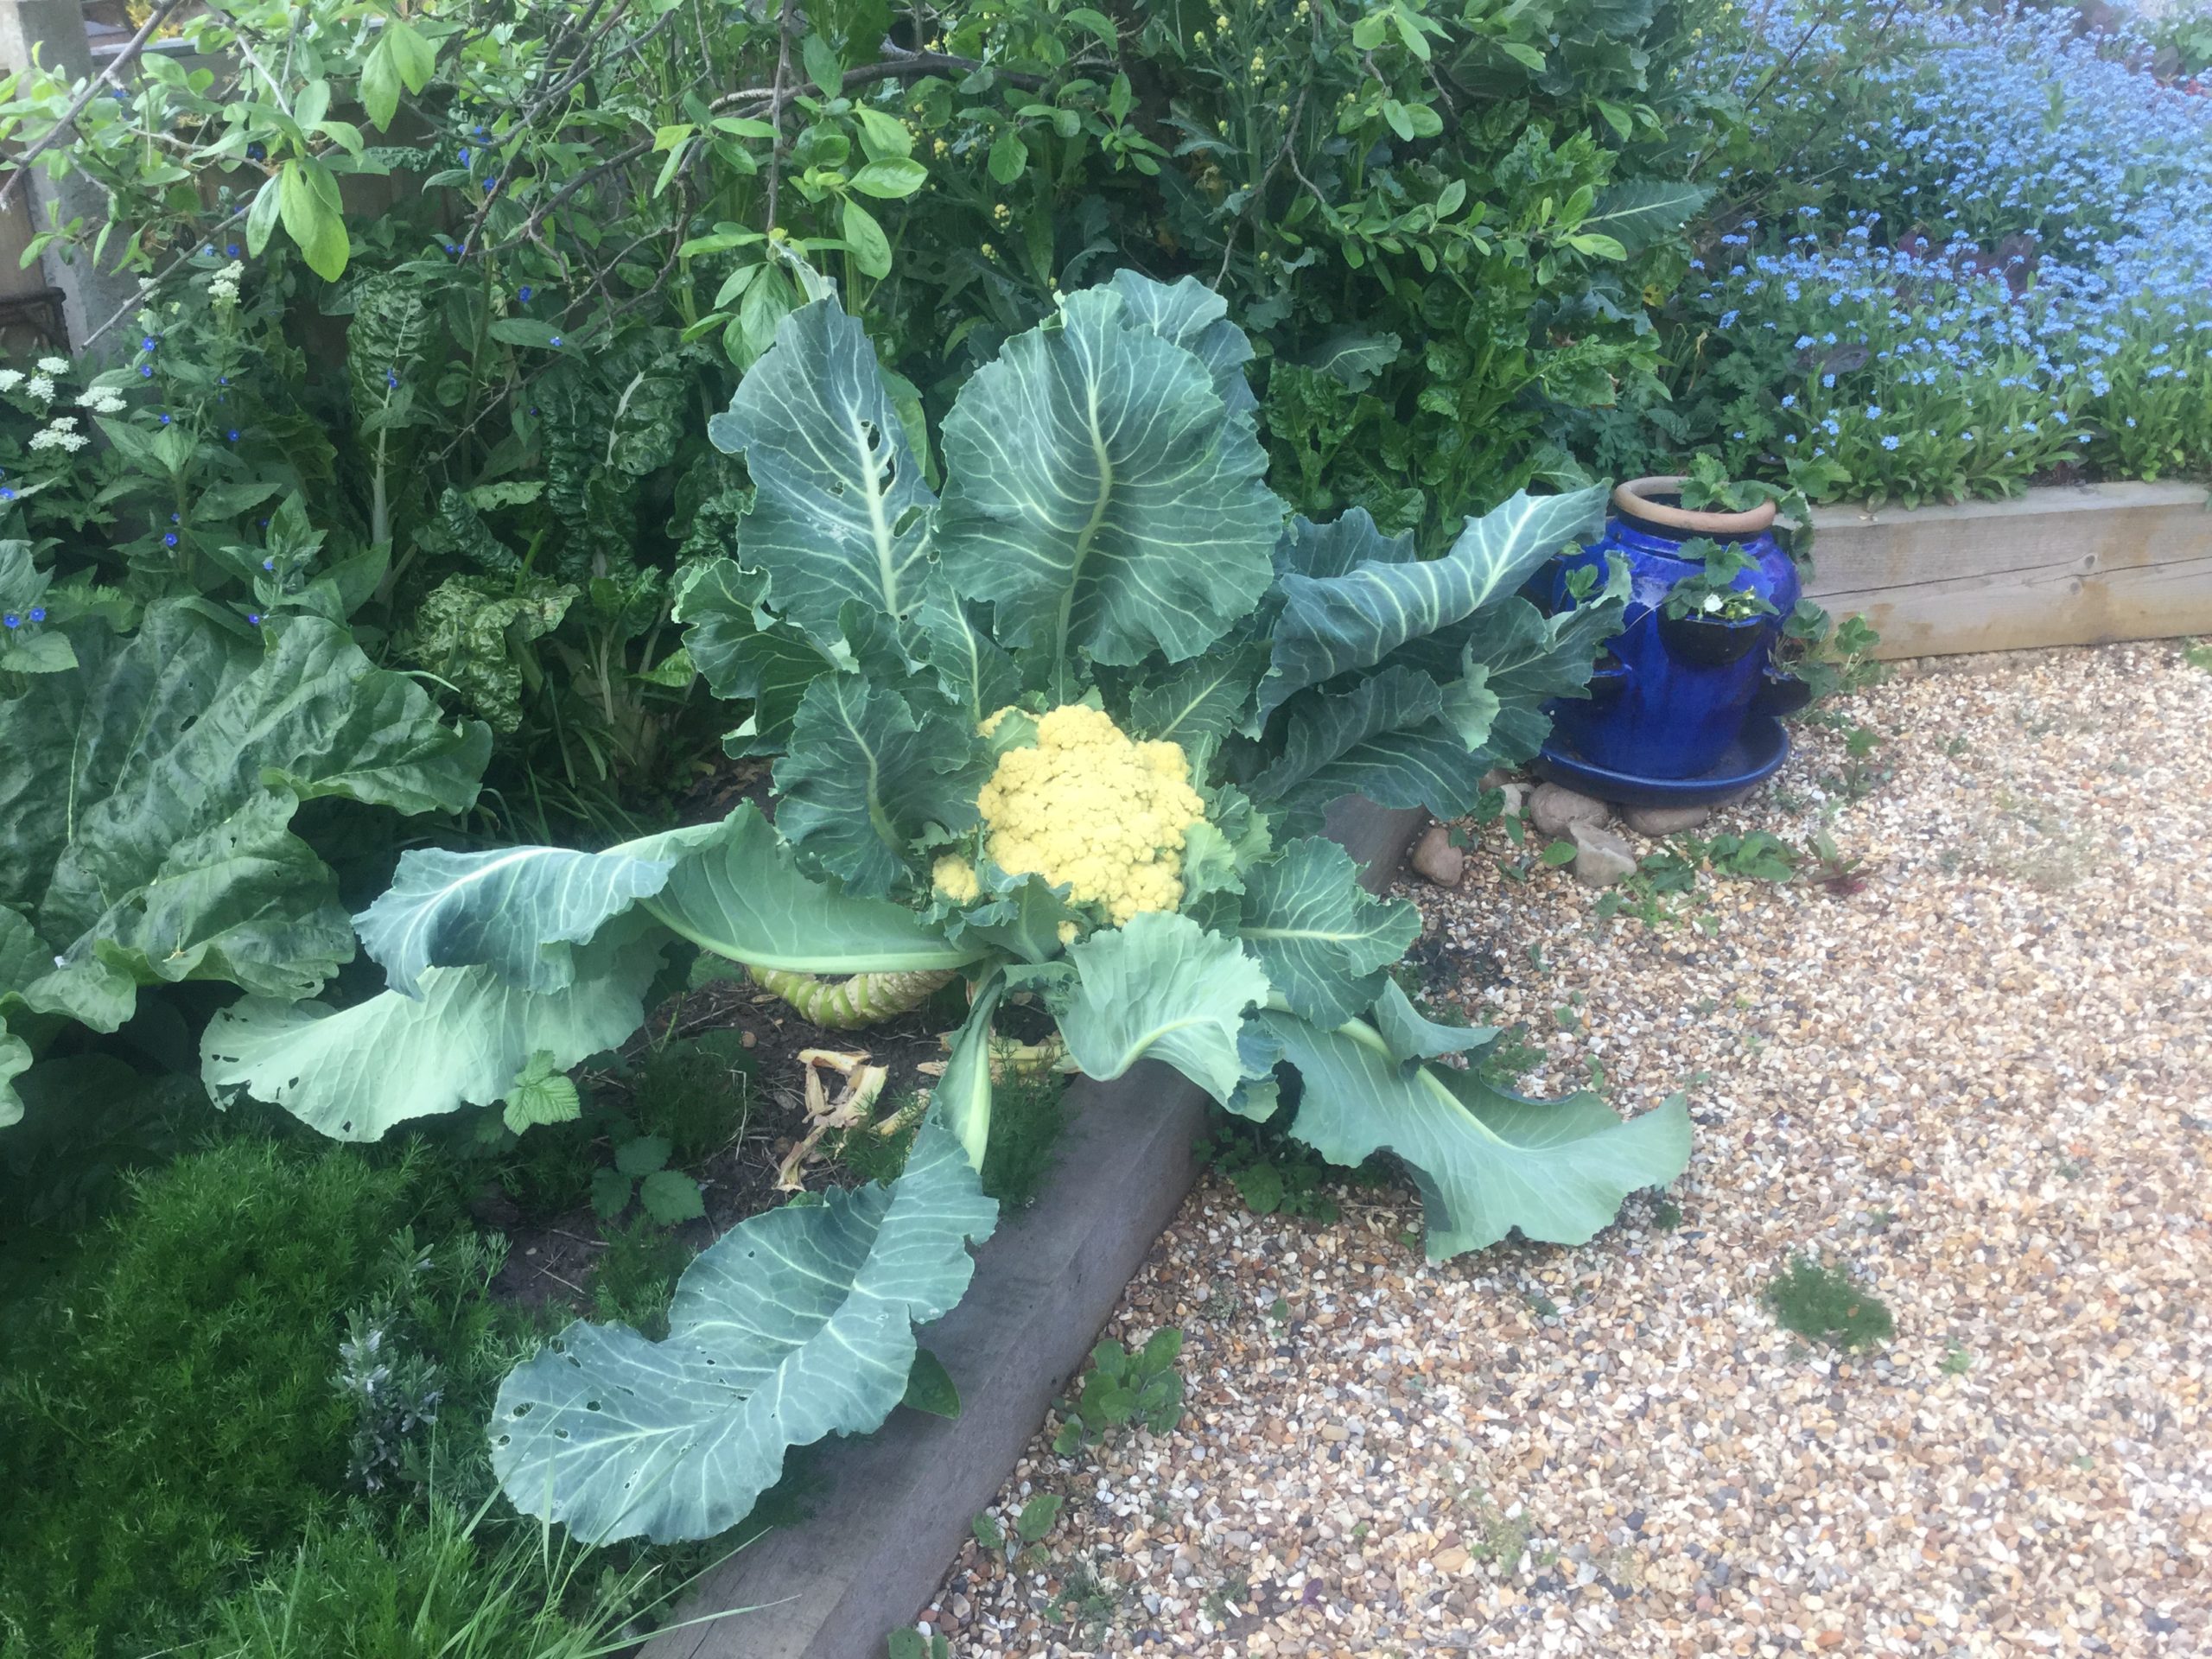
[1764,1255,1895,1351]
[0,1140,423,1656]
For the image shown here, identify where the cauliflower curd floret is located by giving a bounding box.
[975,703,1205,925]
[931,855,981,906]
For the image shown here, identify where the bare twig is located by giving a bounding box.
[0,0,190,214]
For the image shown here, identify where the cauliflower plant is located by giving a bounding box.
[937,703,1206,926]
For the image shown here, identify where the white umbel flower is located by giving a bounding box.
[0,370,22,392]
[35,356,68,374]
[24,375,54,403]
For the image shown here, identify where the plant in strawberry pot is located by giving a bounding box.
[1535,456,1815,806]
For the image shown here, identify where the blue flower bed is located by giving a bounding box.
[1627,3,2212,506]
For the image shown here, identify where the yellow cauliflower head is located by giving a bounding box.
[973,702,1206,926]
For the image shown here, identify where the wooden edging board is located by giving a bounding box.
[641,798,1432,1659]
[1804,480,2212,659]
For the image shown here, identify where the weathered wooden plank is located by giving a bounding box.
[1804,482,2212,658]
[640,802,1429,1659]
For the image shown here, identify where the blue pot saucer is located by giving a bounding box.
[1535,715,1791,809]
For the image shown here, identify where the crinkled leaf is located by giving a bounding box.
[912,573,1020,728]
[491,1112,996,1544]
[1105,270,1259,419]
[1128,643,1269,750]
[639,1169,706,1224]
[1259,487,1607,721]
[616,1134,671,1177]
[705,297,936,630]
[1447,559,1630,763]
[355,844,675,998]
[505,1050,583,1134]
[1056,912,1268,1103]
[1236,838,1420,1027]
[673,559,842,756]
[404,575,574,734]
[771,676,986,897]
[639,807,980,976]
[0,606,487,1039]
[950,865,1082,966]
[936,283,1279,673]
[1258,1009,1692,1261]
[200,918,665,1141]
[1249,664,1491,834]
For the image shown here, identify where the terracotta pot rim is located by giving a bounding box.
[1613,474,1777,537]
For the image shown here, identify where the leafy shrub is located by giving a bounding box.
[0,1140,419,1656]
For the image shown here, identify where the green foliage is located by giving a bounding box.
[0,1141,424,1656]
[887,1630,952,1659]
[1014,1493,1065,1545]
[1764,1255,1895,1352]
[1,604,488,1125]
[1052,1331,1185,1456]
[491,1117,996,1546]
[179,1497,695,1659]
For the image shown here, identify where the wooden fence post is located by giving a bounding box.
[0,0,143,359]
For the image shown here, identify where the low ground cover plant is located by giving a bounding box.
[1585,0,2212,504]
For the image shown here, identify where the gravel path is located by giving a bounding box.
[925,640,2212,1659]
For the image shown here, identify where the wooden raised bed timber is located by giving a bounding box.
[1804,480,2212,659]
[640,798,1431,1659]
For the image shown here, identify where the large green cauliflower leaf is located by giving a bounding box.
[491,1112,996,1544]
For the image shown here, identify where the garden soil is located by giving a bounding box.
[927,639,2211,1657]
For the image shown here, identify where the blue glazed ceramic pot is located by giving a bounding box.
[1542,476,1806,780]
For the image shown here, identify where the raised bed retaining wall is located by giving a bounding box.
[642,798,1430,1659]
[1805,480,2212,660]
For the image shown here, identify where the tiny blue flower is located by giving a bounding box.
[170,512,180,524]
[1822,372,1836,388]
[139,365,154,378]
[1865,404,1882,419]
[142,335,157,351]
[163,532,178,548]
[549,336,563,348]
[458,147,470,165]
[27,607,43,623]
[518,285,534,302]
[226,243,240,257]
[482,177,499,193]
[226,429,239,443]
[263,557,275,571]
[157,413,171,424]
[247,613,262,626]
[385,369,399,389]
[2,614,16,630]
[1780,393,1796,409]
[1881,435,1901,450]
[0,489,15,503]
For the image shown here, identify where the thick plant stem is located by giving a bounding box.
[747,965,955,1029]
